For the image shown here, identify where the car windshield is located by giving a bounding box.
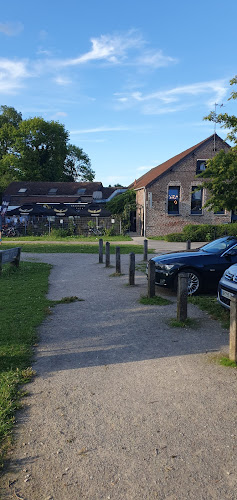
[200,237,237,254]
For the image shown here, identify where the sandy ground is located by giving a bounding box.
[0,251,236,500]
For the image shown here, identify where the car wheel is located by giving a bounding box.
[176,268,201,295]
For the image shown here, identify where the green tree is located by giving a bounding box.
[15,117,69,182]
[107,189,136,233]
[200,76,237,211]
[0,106,94,195]
[63,144,95,181]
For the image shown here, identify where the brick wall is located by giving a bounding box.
[136,136,231,236]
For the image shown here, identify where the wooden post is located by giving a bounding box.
[144,239,148,261]
[105,241,110,267]
[99,238,103,263]
[177,272,188,322]
[116,246,121,274]
[229,296,237,362]
[12,247,21,268]
[186,240,191,250]
[148,259,156,298]
[129,252,135,285]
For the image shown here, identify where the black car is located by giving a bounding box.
[217,263,237,309]
[148,236,237,295]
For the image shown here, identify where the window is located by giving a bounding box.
[48,188,58,194]
[18,188,27,193]
[191,186,203,214]
[148,192,152,208]
[168,186,180,214]
[77,188,86,195]
[196,160,207,174]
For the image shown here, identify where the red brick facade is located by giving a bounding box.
[133,135,231,237]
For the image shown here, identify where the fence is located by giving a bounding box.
[3,216,121,237]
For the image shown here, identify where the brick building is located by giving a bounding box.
[130,134,231,237]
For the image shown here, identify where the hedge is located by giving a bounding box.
[164,223,237,242]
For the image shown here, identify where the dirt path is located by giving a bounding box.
[0,252,236,499]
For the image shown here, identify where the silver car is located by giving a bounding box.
[217,264,237,309]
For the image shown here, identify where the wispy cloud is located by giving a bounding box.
[136,50,178,68]
[0,21,24,36]
[115,79,229,114]
[0,30,177,95]
[61,31,144,66]
[70,125,135,134]
[54,76,72,86]
[55,30,176,70]
[0,58,29,93]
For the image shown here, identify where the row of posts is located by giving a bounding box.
[99,238,237,363]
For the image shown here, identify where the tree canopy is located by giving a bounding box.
[0,105,95,195]
[107,189,136,233]
[200,76,237,212]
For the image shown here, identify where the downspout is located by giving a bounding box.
[143,187,146,238]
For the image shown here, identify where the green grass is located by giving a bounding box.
[148,236,165,240]
[1,242,154,254]
[219,356,237,368]
[168,318,198,328]
[135,262,147,273]
[3,234,132,242]
[0,262,51,467]
[188,294,230,329]
[139,295,172,306]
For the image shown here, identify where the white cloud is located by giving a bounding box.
[61,31,144,66]
[136,50,178,68]
[54,111,68,117]
[37,48,52,56]
[0,58,29,94]
[54,76,72,86]
[0,21,24,36]
[70,125,134,134]
[115,79,229,114]
[54,30,176,70]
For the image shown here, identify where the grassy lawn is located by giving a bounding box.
[1,242,154,254]
[188,294,230,329]
[0,262,51,468]
[2,234,132,242]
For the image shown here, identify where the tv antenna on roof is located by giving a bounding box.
[214,103,223,151]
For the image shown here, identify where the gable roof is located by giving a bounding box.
[130,134,229,190]
[4,181,103,196]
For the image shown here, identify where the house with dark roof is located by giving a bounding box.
[3,181,126,208]
[129,134,231,237]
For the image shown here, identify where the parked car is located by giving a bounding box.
[147,236,237,295]
[217,263,237,309]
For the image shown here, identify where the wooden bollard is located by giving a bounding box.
[177,272,188,322]
[143,239,148,261]
[186,240,191,250]
[148,259,156,298]
[129,252,135,285]
[105,241,110,267]
[230,296,237,362]
[99,238,103,263]
[116,246,121,274]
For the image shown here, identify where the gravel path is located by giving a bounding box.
[1,252,237,500]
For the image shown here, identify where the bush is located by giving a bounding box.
[161,223,237,242]
[164,223,237,242]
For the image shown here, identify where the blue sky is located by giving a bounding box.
[1,0,237,186]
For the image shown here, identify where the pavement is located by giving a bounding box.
[130,236,206,253]
[1,249,236,500]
